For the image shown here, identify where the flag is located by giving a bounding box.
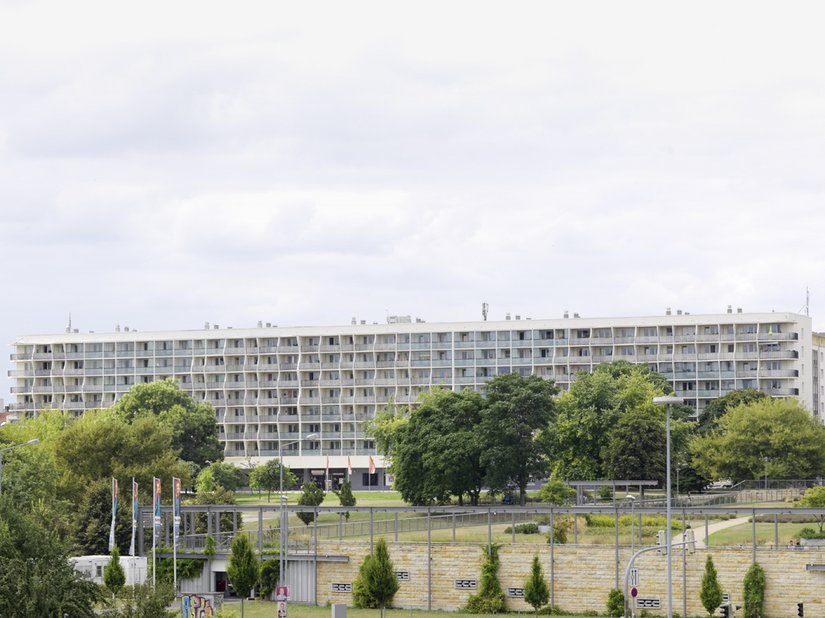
[172,477,181,548]
[369,455,376,475]
[347,456,352,475]
[129,478,138,557]
[325,456,330,476]
[108,477,118,552]
[152,477,161,535]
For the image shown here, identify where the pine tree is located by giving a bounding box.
[297,480,325,525]
[334,480,357,521]
[523,555,549,613]
[103,546,126,605]
[352,538,399,618]
[701,555,723,617]
[227,534,259,618]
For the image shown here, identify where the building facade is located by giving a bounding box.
[8,310,818,483]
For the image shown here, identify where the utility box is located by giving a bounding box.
[332,603,347,618]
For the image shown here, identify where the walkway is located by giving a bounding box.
[692,516,751,549]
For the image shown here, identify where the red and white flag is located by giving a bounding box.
[369,455,376,475]
[325,456,330,475]
[347,456,353,475]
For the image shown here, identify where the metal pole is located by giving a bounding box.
[630,499,635,556]
[682,509,687,618]
[666,403,673,618]
[487,508,492,556]
[278,439,284,589]
[550,508,555,609]
[705,514,709,548]
[427,507,432,611]
[370,508,374,553]
[752,508,757,563]
[614,505,619,589]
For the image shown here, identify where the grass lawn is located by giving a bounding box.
[212,600,581,618]
[235,491,408,507]
[707,522,813,546]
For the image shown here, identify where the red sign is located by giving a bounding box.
[631,587,638,598]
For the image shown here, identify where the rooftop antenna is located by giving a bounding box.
[482,302,489,321]
[66,312,72,333]
[801,287,810,317]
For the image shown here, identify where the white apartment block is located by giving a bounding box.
[8,310,820,486]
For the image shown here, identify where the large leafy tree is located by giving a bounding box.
[544,363,675,480]
[698,389,768,435]
[249,459,297,501]
[0,498,102,617]
[389,388,486,505]
[53,411,191,503]
[112,380,223,468]
[691,398,825,481]
[480,374,558,504]
[196,461,242,493]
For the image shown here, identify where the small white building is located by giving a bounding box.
[69,555,148,586]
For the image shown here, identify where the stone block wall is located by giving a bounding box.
[316,540,825,617]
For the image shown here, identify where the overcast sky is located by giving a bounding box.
[2,1,824,400]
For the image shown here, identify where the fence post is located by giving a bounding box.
[427,507,432,611]
[258,507,263,553]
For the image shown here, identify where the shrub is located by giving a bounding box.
[606,588,625,618]
[546,516,572,544]
[465,545,506,614]
[524,555,549,613]
[743,563,765,618]
[504,523,540,535]
[700,555,723,617]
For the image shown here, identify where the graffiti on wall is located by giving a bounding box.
[181,594,221,617]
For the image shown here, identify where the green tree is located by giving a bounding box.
[691,398,825,481]
[799,486,825,532]
[333,480,357,520]
[112,582,176,618]
[196,461,242,493]
[227,534,259,618]
[112,380,223,468]
[53,411,190,506]
[604,406,667,484]
[699,389,768,434]
[73,479,133,556]
[249,459,297,501]
[537,470,575,505]
[259,558,280,601]
[742,562,765,618]
[388,388,487,505]
[700,555,723,617]
[352,538,399,618]
[606,588,625,618]
[366,400,410,456]
[296,481,325,525]
[104,546,126,604]
[480,374,558,505]
[188,487,240,534]
[465,544,506,614]
[0,499,102,617]
[546,364,671,480]
[523,555,549,613]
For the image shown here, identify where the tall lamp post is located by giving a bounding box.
[653,395,683,618]
[278,432,319,591]
[0,439,41,495]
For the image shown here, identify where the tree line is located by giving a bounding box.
[370,361,825,505]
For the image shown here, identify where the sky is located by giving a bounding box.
[1,1,824,401]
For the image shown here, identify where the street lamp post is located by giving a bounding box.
[653,395,683,618]
[625,495,636,556]
[278,432,319,591]
[0,439,41,495]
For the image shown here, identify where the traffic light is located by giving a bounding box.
[797,602,804,617]
[656,530,668,554]
[718,604,729,618]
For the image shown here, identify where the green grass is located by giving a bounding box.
[235,491,408,507]
[707,522,813,546]
[211,599,583,618]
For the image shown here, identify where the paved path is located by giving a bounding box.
[691,516,751,549]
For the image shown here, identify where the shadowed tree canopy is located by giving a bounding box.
[698,389,768,434]
[389,388,487,505]
[480,373,558,505]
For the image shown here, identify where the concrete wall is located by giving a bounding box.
[315,541,825,617]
